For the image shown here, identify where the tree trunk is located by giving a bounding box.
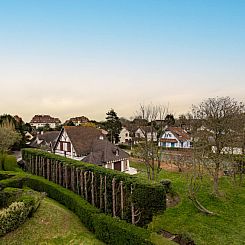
[100,175,103,209]
[131,184,135,224]
[91,172,95,206]
[213,169,219,196]
[112,177,116,217]
[104,176,107,213]
[120,181,124,219]
[84,171,88,201]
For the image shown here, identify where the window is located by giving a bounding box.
[60,142,63,151]
[67,142,71,152]
[125,133,128,137]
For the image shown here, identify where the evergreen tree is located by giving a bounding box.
[105,109,122,143]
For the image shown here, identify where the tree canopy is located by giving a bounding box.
[104,109,122,144]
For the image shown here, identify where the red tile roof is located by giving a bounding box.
[166,127,191,142]
[30,115,61,124]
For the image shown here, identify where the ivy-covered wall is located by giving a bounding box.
[22,148,166,226]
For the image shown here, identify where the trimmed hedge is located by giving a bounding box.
[0,172,172,245]
[0,187,42,236]
[0,201,31,236]
[22,148,166,226]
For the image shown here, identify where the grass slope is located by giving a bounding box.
[131,161,245,245]
[0,197,104,245]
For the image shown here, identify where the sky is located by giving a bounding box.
[0,0,245,123]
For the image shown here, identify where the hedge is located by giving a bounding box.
[21,148,166,226]
[0,172,173,245]
[0,187,42,236]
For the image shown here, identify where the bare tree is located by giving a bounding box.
[135,104,168,180]
[191,96,244,195]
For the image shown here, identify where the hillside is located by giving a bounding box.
[0,197,104,245]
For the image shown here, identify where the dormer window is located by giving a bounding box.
[99,135,104,140]
[113,148,119,156]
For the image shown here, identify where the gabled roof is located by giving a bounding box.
[59,126,104,156]
[38,131,60,145]
[83,139,129,165]
[165,127,191,142]
[30,131,59,148]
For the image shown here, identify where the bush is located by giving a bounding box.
[0,172,172,245]
[93,213,152,245]
[0,201,31,236]
[22,148,166,226]
[0,154,23,172]
[0,184,45,236]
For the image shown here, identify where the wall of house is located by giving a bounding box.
[54,130,77,158]
[31,122,57,129]
[135,128,157,142]
[119,127,132,144]
[105,159,129,172]
[159,131,191,148]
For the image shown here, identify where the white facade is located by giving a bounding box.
[31,122,57,129]
[105,159,130,172]
[54,128,133,173]
[135,128,157,142]
[54,130,78,158]
[119,127,132,144]
[159,131,191,148]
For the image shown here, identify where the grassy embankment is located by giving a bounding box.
[0,154,103,245]
[131,161,245,245]
[0,197,103,245]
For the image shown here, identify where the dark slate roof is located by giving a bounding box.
[64,126,104,156]
[83,139,129,165]
[30,131,59,148]
[38,131,60,145]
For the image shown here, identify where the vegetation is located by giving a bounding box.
[22,148,166,226]
[135,104,168,180]
[0,197,103,245]
[0,154,23,172]
[0,188,44,236]
[131,161,245,245]
[104,109,122,143]
[191,96,245,195]
[0,171,172,245]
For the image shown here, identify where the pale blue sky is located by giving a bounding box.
[0,0,244,122]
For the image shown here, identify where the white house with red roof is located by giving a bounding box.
[159,127,192,148]
[30,115,61,129]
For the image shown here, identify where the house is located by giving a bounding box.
[119,127,132,144]
[83,139,130,172]
[30,131,60,151]
[54,126,104,159]
[53,126,133,173]
[135,126,158,142]
[30,115,61,129]
[159,127,192,148]
[65,116,89,126]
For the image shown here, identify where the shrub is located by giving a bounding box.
[22,148,166,226]
[0,172,172,245]
[0,201,31,236]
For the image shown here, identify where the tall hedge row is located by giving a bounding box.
[0,172,172,245]
[21,148,166,226]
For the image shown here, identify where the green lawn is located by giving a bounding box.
[131,161,245,245]
[0,197,104,245]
